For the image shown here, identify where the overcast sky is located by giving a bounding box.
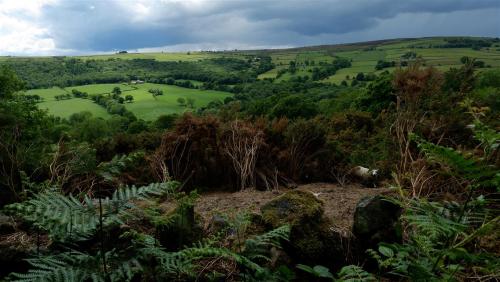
[1,0,499,55]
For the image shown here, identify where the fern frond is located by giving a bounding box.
[107,256,142,282]
[404,200,467,242]
[337,265,376,282]
[6,191,98,241]
[103,182,179,224]
[411,134,500,189]
[113,182,178,202]
[139,244,193,274]
[249,225,291,248]
[471,119,500,158]
[97,152,144,182]
[140,237,267,277]
[243,225,290,261]
[11,249,142,282]
[6,182,179,241]
[180,245,265,274]
[371,197,498,280]
[11,251,98,282]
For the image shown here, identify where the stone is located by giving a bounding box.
[157,203,202,251]
[0,213,15,235]
[352,195,401,250]
[208,214,231,234]
[260,190,348,269]
[288,219,348,267]
[261,190,324,228]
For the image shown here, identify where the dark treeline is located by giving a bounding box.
[435,37,499,49]
[276,57,352,81]
[2,55,274,89]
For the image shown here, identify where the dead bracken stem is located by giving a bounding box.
[222,120,263,190]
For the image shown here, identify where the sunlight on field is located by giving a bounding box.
[26,87,68,101]
[38,99,111,118]
[124,83,231,120]
[30,83,232,121]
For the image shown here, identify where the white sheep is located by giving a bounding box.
[350,166,379,187]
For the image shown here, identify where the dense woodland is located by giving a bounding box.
[0,44,499,281]
[1,56,273,90]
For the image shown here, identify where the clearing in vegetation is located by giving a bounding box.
[195,183,392,232]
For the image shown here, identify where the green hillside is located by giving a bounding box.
[256,37,500,83]
[7,36,500,121]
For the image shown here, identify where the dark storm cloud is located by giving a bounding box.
[240,0,500,35]
[41,2,171,50]
[3,0,500,54]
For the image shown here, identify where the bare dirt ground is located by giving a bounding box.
[195,183,393,231]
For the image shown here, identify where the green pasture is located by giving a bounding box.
[324,41,500,84]
[122,83,231,120]
[29,83,232,121]
[26,83,137,100]
[26,87,68,101]
[257,38,500,84]
[38,99,110,119]
[259,50,337,80]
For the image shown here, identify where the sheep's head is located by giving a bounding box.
[371,169,379,176]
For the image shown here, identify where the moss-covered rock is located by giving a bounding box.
[290,219,347,264]
[260,190,324,228]
[260,190,348,269]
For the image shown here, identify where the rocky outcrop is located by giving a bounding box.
[261,190,348,268]
[352,195,401,251]
[261,190,324,228]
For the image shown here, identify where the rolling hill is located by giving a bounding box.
[5,36,500,121]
